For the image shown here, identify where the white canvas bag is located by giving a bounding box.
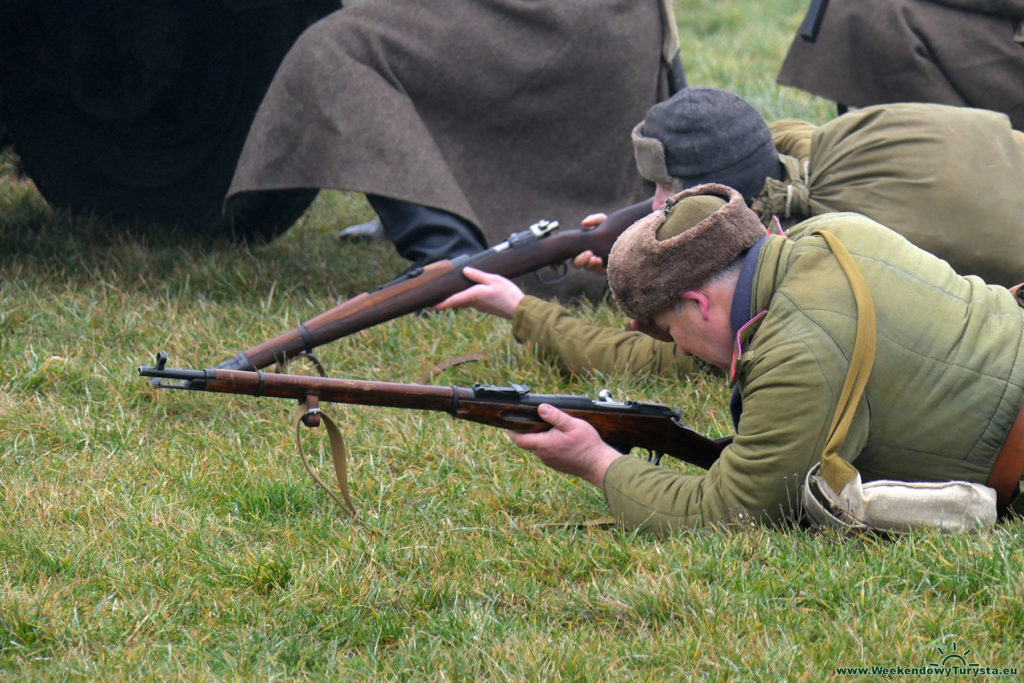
[802,464,997,533]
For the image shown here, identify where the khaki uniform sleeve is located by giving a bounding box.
[511,295,699,377]
[769,119,817,164]
[602,321,870,533]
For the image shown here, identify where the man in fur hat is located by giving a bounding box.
[437,87,1024,381]
[499,185,1024,531]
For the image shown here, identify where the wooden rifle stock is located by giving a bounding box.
[141,352,727,469]
[216,200,653,371]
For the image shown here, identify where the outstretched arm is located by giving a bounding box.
[508,403,622,487]
[433,266,524,319]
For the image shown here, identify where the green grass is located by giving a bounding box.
[1,0,1022,678]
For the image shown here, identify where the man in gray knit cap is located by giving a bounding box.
[630,87,783,207]
[436,85,1024,392]
[578,86,1024,287]
[507,184,1024,531]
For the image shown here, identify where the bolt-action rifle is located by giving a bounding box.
[215,200,652,372]
[140,352,728,470]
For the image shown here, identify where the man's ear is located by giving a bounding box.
[681,289,711,320]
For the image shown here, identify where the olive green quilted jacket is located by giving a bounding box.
[602,214,1024,531]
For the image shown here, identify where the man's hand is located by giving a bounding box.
[570,213,609,274]
[508,404,622,487]
[433,266,524,319]
[570,250,607,275]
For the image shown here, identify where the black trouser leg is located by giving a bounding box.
[367,194,487,266]
[669,51,687,94]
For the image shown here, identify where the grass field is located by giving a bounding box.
[2,0,1022,678]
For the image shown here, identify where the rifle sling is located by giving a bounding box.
[294,401,357,518]
[416,352,491,384]
[811,229,876,494]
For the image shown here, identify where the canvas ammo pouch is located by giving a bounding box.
[800,230,998,533]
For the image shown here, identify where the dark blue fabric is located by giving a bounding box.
[727,235,767,429]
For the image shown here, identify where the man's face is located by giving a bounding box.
[651,301,704,358]
[649,294,735,371]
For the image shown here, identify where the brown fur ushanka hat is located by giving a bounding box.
[607,183,767,322]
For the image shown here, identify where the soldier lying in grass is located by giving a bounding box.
[438,185,1024,531]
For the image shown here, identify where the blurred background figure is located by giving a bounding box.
[227,0,685,300]
[777,0,1024,128]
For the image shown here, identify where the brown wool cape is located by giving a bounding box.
[227,0,678,250]
[777,0,1024,129]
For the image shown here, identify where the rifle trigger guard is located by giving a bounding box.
[533,260,569,285]
[301,394,322,428]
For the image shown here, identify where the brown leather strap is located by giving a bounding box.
[988,401,1024,510]
[1009,282,1024,307]
[416,352,491,384]
[988,282,1024,509]
[295,401,357,517]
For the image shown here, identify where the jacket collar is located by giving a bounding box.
[727,233,795,379]
[730,235,767,338]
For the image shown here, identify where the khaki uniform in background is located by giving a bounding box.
[756,103,1024,287]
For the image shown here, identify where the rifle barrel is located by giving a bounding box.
[139,355,725,469]
[216,200,652,371]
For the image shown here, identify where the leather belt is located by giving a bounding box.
[988,400,1024,510]
[992,282,1024,510]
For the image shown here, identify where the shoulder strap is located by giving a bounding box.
[810,229,877,493]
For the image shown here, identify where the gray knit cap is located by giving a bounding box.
[607,183,767,322]
[632,87,781,201]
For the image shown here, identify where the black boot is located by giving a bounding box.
[367,194,487,267]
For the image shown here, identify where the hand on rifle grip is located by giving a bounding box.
[569,212,611,275]
[570,250,606,275]
[507,403,622,488]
